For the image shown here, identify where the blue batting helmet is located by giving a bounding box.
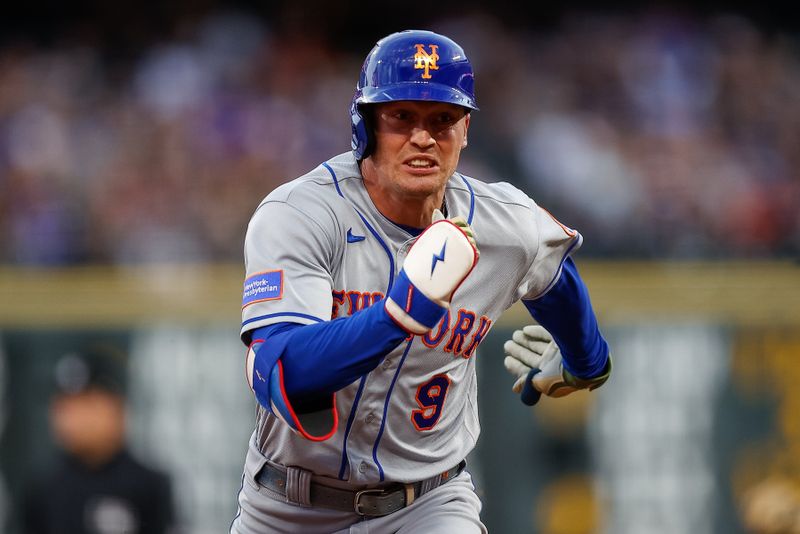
[350,29,479,161]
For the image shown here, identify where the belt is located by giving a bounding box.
[255,459,466,518]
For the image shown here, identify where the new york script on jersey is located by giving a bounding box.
[331,289,492,359]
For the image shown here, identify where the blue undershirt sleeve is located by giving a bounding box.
[522,257,609,379]
[250,302,408,399]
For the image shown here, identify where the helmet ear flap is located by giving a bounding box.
[350,100,375,161]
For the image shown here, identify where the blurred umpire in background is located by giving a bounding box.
[21,344,176,534]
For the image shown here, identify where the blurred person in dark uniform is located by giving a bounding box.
[21,344,176,534]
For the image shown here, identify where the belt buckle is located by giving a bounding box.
[354,488,385,516]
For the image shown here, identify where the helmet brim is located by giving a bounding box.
[358,83,479,111]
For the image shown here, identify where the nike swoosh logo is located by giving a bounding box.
[346,228,366,243]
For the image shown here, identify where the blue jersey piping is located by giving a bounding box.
[323,161,345,197]
[372,338,414,481]
[323,160,398,480]
[457,173,476,225]
[338,375,368,480]
[242,312,323,328]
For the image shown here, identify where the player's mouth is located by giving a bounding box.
[403,157,438,174]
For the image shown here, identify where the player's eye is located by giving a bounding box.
[379,109,414,128]
[391,110,413,122]
[434,113,458,126]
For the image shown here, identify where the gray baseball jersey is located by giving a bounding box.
[236,150,580,497]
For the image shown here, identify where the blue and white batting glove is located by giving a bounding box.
[503,324,611,406]
[385,209,479,335]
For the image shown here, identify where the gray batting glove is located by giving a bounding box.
[503,324,611,406]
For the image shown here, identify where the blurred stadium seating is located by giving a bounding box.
[0,4,798,263]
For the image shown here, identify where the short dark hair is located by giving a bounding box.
[52,343,128,397]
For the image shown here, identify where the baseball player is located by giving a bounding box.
[231,29,611,534]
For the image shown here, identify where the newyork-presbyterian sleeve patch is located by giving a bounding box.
[242,270,284,308]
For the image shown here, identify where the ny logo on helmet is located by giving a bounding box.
[414,44,439,79]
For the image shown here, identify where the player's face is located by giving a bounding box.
[367,101,470,199]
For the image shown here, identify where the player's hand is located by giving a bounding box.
[384,209,479,335]
[503,324,611,406]
[432,209,479,259]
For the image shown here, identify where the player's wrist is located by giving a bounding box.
[564,355,612,390]
[385,269,447,334]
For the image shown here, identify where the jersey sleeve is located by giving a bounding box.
[522,257,609,379]
[516,200,583,301]
[241,199,339,341]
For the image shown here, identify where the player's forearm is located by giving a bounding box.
[250,302,408,398]
[522,257,609,379]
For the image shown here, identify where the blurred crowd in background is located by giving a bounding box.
[2,6,800,534]
[0,5,798,264]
